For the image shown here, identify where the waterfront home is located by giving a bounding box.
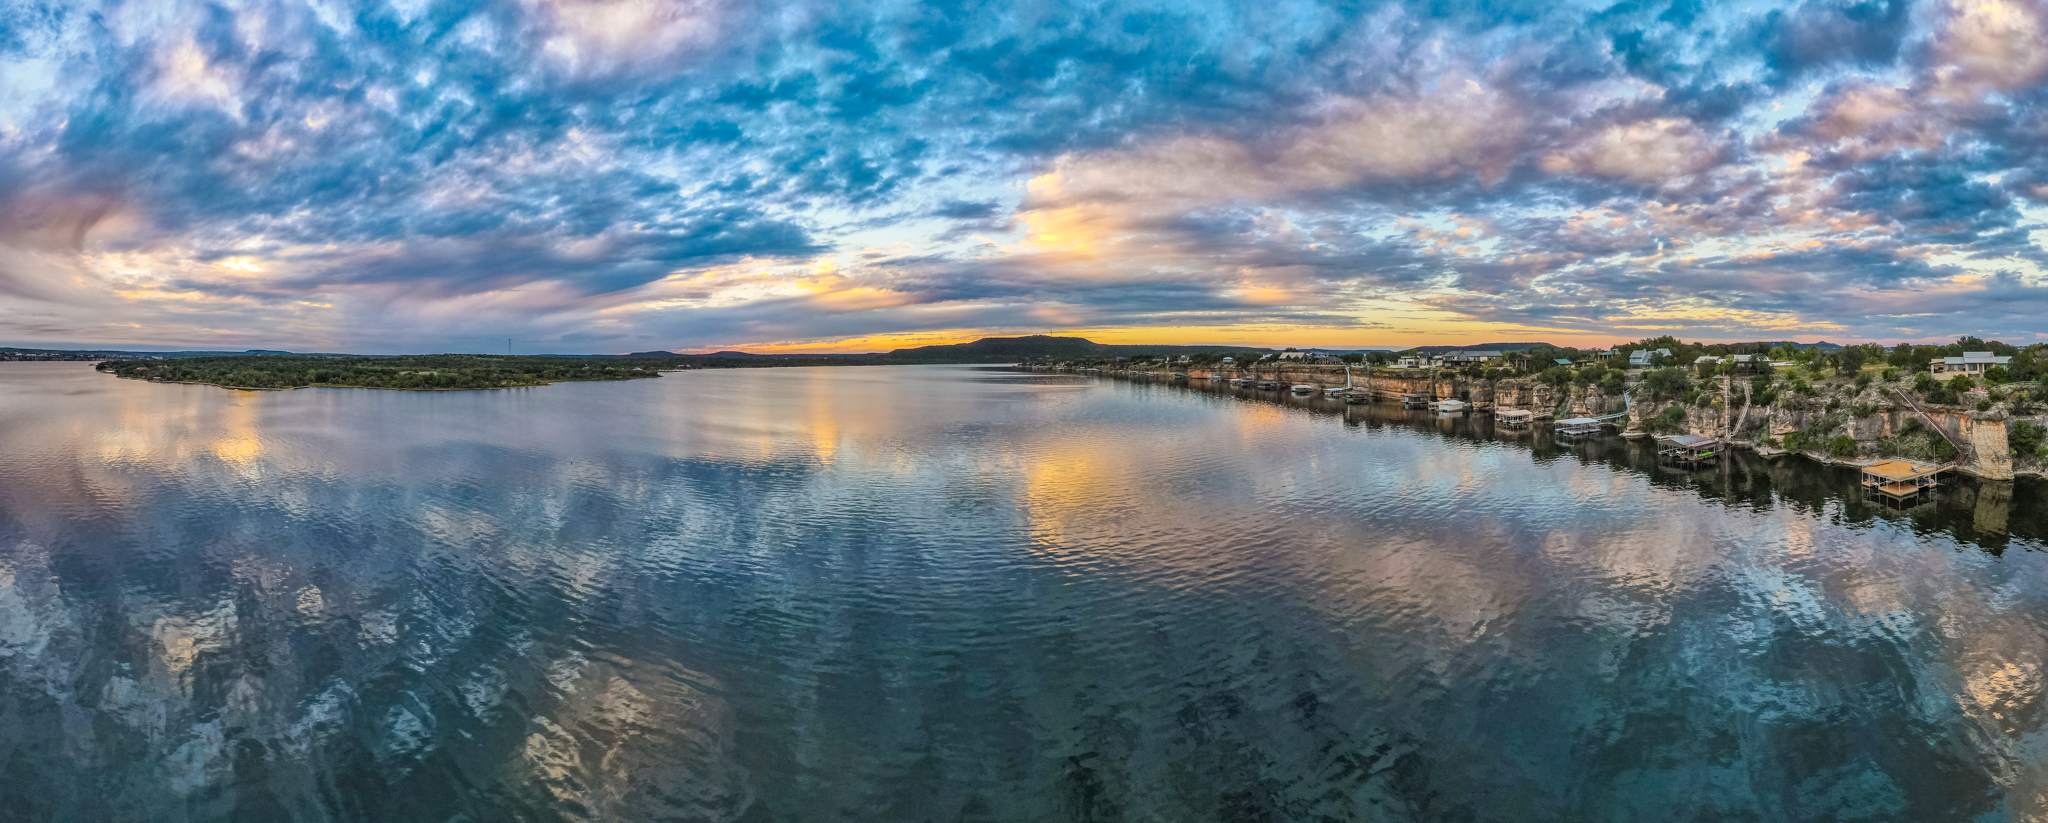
[1278,351,1309,361]
[1552,358,1576,368]
[1593,349,1617,363]
[1694,355,1721,366]
[1436,350,1504,367]
[1729,354,1761,371]
[1220,357,1235,366]
[1628,348,1671,368]
[1396,355,1429,369]
[1930,351,2011,375]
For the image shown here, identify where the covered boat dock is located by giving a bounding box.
[1657,434,1724,466]
[1861,459,1947,501]
[1497,409,1535,429]
[1555,417,1604,437]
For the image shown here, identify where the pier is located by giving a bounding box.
[1861,459,1948,502]
[1656,434,1724,466]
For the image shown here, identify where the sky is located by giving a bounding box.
[2,0,2048,354]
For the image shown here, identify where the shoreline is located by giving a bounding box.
[107,373,654,393]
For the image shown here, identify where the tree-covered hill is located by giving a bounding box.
[98,355,671,390]
[876,335,1272,363]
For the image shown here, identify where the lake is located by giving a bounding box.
[1,361,2044,821]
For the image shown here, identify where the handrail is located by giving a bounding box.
[1586,388,1633,422]
[1892,387,1971,465]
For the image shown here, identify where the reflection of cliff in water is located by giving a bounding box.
[1164,375,2035,555]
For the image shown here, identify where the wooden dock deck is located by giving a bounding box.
[1861,459,1947,501]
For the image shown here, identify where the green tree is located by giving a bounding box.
[1641,367,1690,401]
[1829,435,1858,458]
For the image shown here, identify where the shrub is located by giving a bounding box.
[1791,378,1816,397]
[1651,405,1688,434]
[1783,430,1813,452]
[1914,372,1939,394]
[1854,373,1874,391]
[1985,366,2010,383]
[1949,375,1976,393]
[1762,437,1782,449]
[1882,367,1898,381]
[1599,371,1625,395]
[1852,403,1877,418]
[2014,421,2045,456]
[1683,389,1701,406]
[1826,398,1842,413]
[1979,399,1994,412]
[1829,435,1858,458]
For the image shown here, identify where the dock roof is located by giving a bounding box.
[1862,459,1942,482]
[1659,434,1717,448]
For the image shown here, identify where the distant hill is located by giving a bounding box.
[0,346,333,360]
[1403,342,1557,354]
[876,335,1273,363]
[1764,341,1844,351]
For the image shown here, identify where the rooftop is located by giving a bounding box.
[1863,459,1942,482]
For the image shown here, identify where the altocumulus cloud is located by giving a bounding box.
[4,0,2048,352]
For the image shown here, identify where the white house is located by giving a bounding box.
[1277,351,1309,361]
[1931,351,2011,375]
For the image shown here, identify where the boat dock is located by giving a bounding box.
[1861,459,1948,501]
[1657,434,1724,466]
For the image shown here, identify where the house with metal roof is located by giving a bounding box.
[1433,350,1504,367]
[1930,351,2011,375]
[1628,348,1672,368]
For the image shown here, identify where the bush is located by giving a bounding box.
[1641,367,1689,400]
[1826,398,1842,413]
[1854,373,1874,391]
[1791,378,1816,397]
[1979,399,1994,412]
[1650,405,1688,434]
[1852,403,1877,418]
[1914,372,1939,394]
[1829,435,1858,458]
[1882,367,1898,381]
[2014,421,2045,456]
[1683,389,1701,406]
[1949,375,1976,393]
[1599,371,1625,395]
[1985,366,2010,383]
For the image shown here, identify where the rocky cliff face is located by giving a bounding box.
[1124,364,2039,480]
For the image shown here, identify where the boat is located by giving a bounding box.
[1291,383,1317,395]
[1208,373,1225,381]
[1429,399,1468,414]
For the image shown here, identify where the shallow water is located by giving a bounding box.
[1,361,2045,821]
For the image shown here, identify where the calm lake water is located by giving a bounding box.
[3,362,2047,821]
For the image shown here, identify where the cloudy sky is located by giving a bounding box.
[1,0,2046,353]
